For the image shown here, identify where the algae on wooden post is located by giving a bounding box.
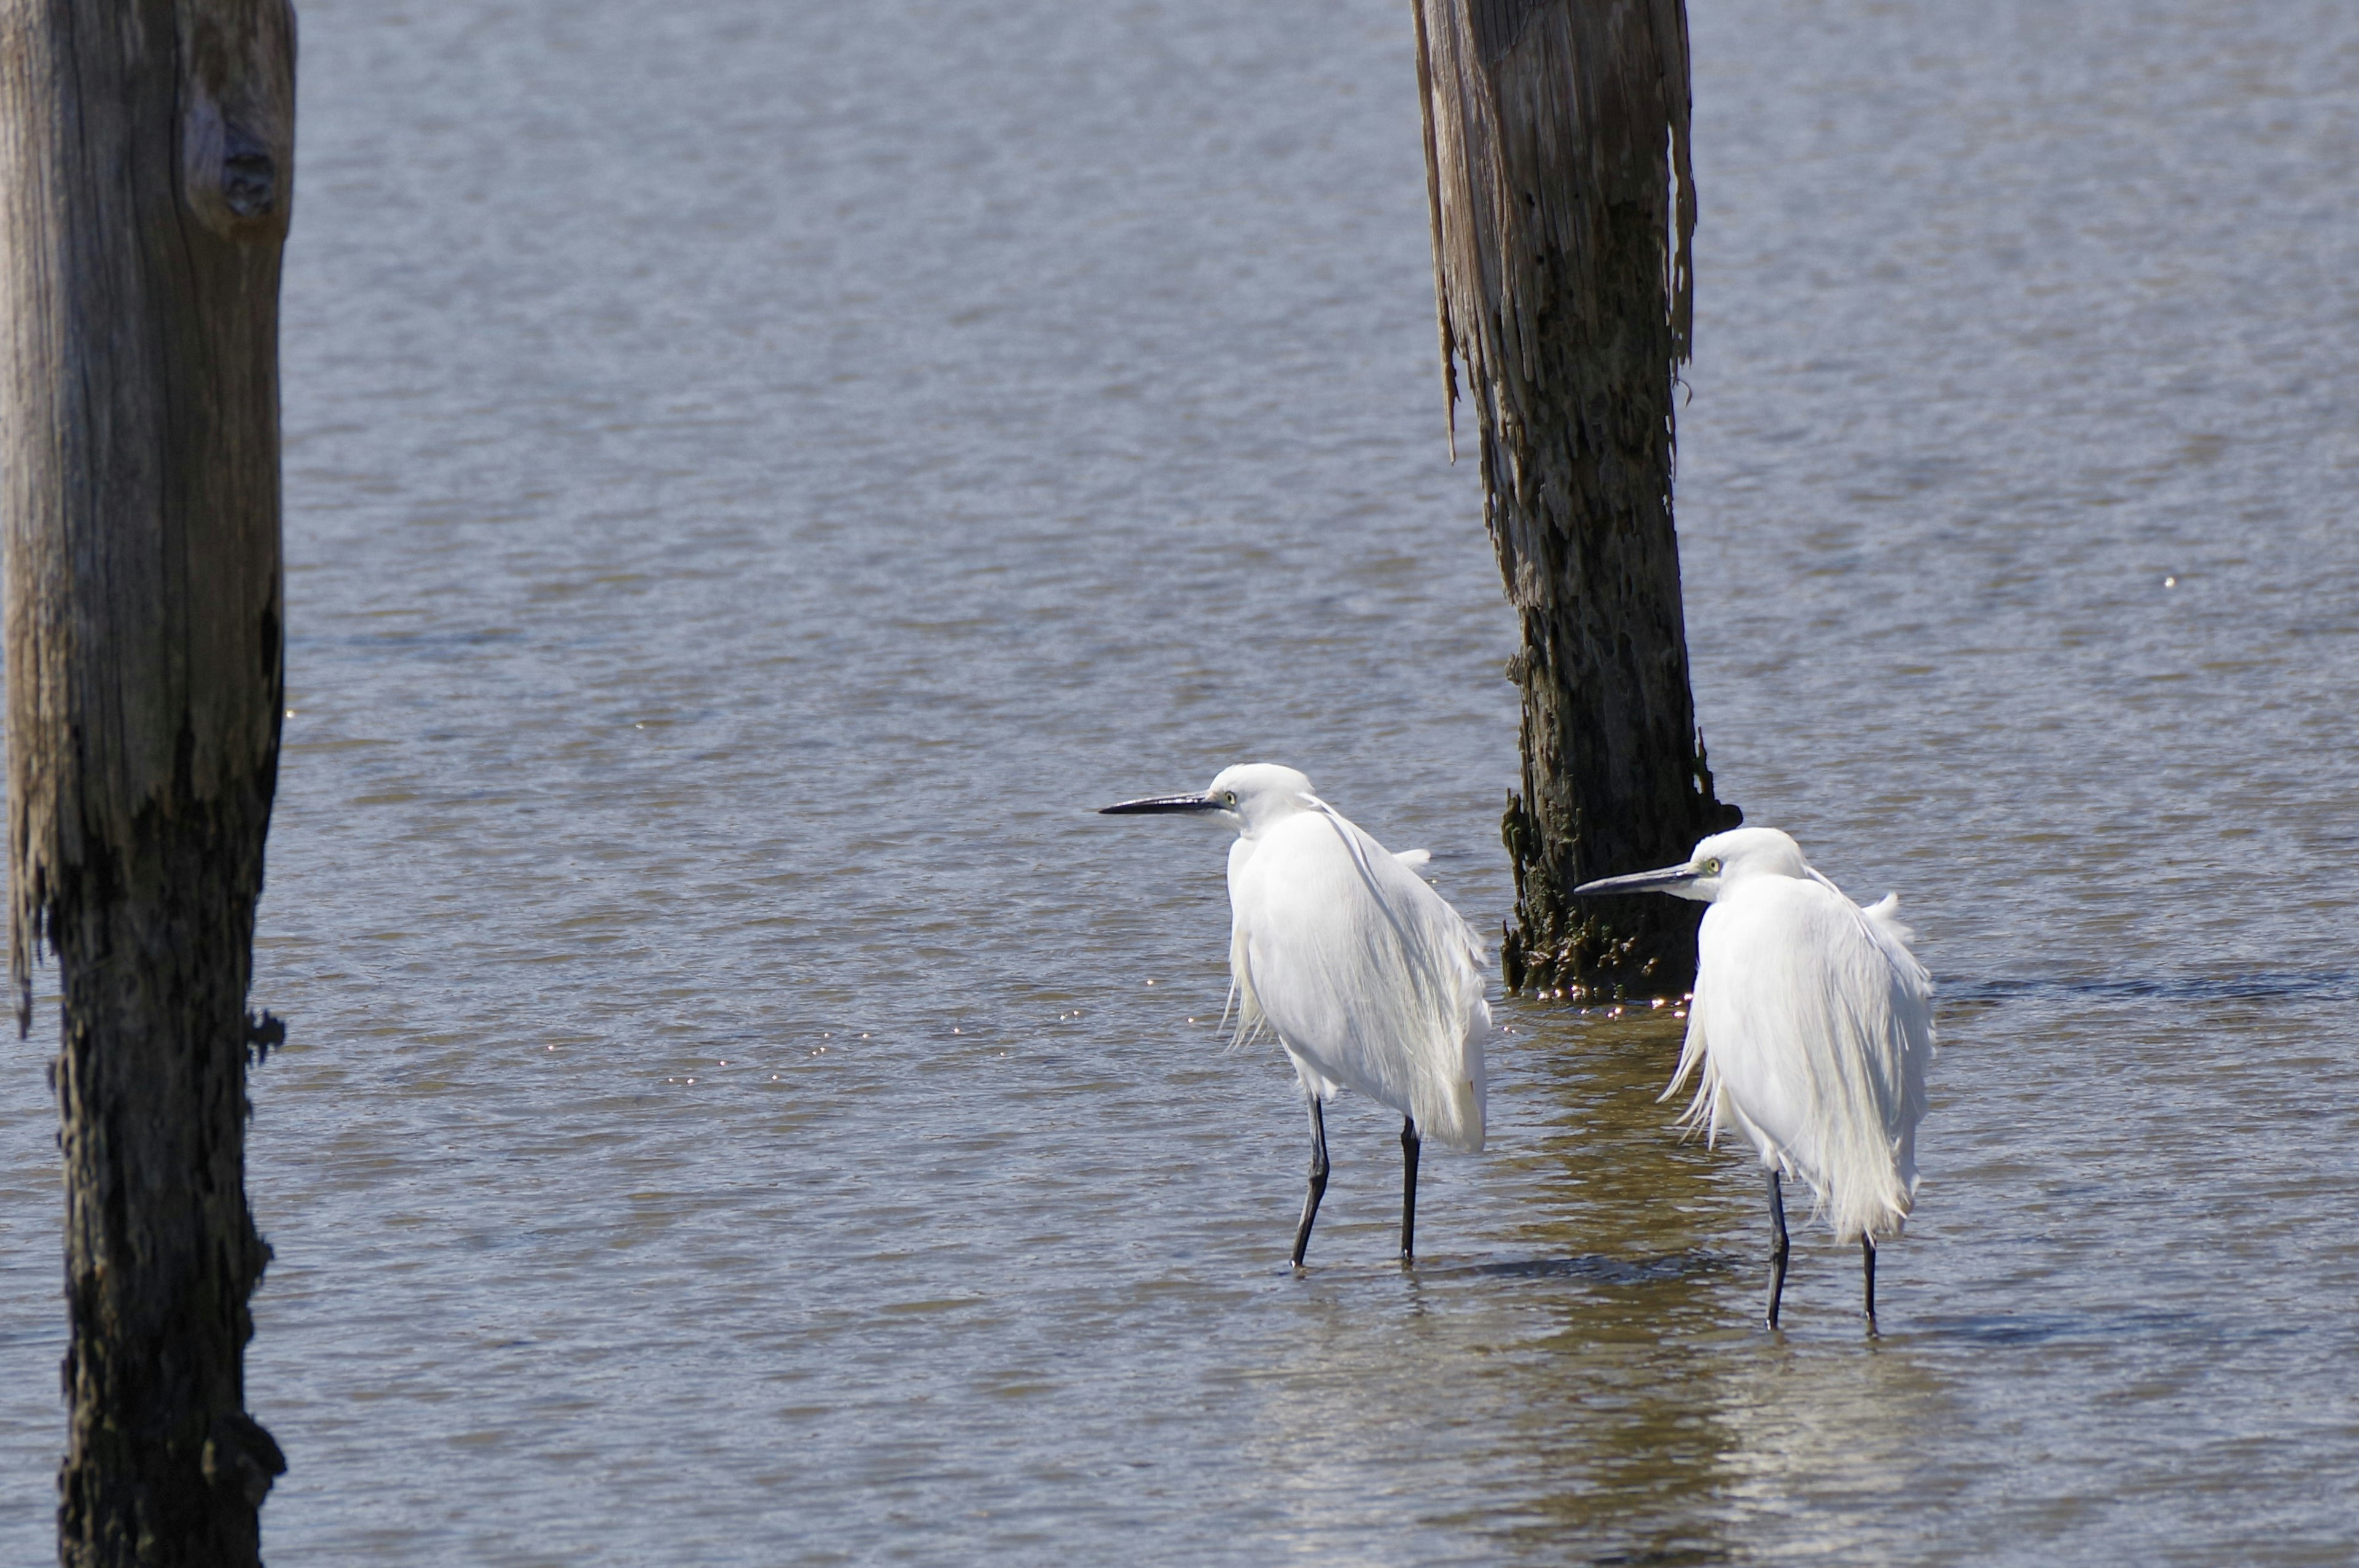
[0,1,295,1561]
[1414,0,1739,1000]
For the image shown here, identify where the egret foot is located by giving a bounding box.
[1861,1235,1878,1328]
[1291,1098,1330,1268]
[1399,1116,1422,1266]
[1766,1170,1791,1328]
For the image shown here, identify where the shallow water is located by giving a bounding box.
[3,0,2357,1562]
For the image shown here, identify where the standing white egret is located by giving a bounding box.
[1576,828,1933,1327]
[1099,764,1490,1266]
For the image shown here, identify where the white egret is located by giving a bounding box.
[1577,828,1933,1327]
[1100,764,1490,1266]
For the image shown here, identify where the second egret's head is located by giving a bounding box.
[1097,762,1316,836]
[1574,827,1810,903]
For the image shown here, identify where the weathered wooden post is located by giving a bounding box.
[1414,0,1739,1000]
[0,2,295,1562]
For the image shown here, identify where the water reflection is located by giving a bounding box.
[1707,1339,1966,1565]
[1232,1014,1768,1563]
[1472,1013,1748,1564]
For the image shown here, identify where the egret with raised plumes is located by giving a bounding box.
[1099,764,1489,1266]
[1578,828,1934,1328]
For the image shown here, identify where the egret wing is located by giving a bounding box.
[1858,892,1935,1175]
[1228,809,1489,1149]
[1682,877,1931,1241]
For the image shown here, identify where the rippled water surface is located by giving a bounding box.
[4,1,2357,1562]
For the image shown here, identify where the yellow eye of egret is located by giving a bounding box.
[1223,792,1238,808]
[1702,857,1722,876]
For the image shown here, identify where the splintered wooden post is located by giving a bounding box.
[1414,0,1739,1000]
[0,1,295,1561]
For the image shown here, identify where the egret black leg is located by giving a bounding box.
[1291,1098,1330,1268]
[1766,1170,1791,1328]
[1399,1116,1422,1266]
[1861,1236,1878,1328]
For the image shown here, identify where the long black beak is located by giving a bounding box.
[1575,862,1699,896]
[1098,792,1222,815]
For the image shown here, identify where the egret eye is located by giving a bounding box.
[1701,857,1723,876]
[1223,791,1238,808]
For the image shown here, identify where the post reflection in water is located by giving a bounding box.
[1232,1013,1750,1564]
[1473,1012,1749,1565]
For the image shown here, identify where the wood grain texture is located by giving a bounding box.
[1415,0,1737,1000]
[0,1,292,1560]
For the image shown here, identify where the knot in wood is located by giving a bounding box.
[201,1411,286,1509]
[221,131,276,220]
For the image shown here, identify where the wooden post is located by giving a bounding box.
[1414,0,1738,1000]
[0,2,295,1562]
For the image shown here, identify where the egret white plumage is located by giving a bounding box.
[1099,764,1489,1266]
[1577,828,1933,1327]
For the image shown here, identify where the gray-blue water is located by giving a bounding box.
[4,0,2357,1561]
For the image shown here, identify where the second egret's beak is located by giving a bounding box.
[1575,862,1700,896]
[1098,792,1223,816]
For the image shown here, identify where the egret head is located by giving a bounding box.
[1573,827,1810,904]
[1098,762,1316,836]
